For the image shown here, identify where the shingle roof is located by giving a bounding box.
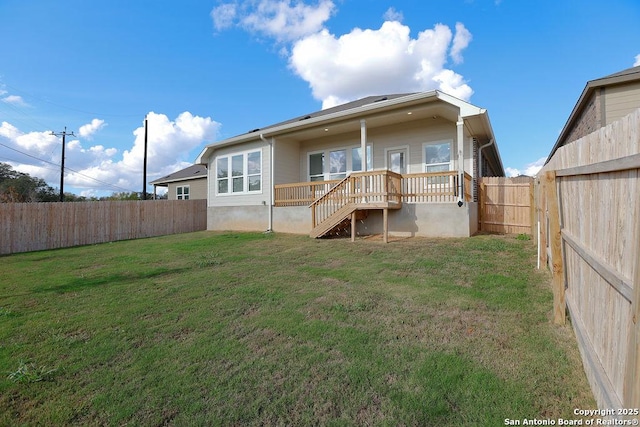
[149,164,207,186]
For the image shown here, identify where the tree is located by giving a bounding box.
[0,163,58,203]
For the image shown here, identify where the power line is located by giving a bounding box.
[0,141,136,194]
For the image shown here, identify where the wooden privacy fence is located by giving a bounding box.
[537,108,640,412]
[479,176,534,234]
[0,199,207,255]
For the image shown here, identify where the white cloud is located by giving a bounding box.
[505,167,520,177]
[211,0,335,42]
[634,54,640,67]
[78,118,106,139]
[289,21,473,108]
[0,121,59,155]
[506,157,546,178]
[211,3,237,30]
[1,95,29,107]
[383,7,403,22]
[450,22,472,64]
[211,2,474,108]
[0,112,221,195]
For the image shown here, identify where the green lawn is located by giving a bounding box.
[0,232,593,426]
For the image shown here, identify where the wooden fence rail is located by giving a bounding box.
[0,199,207,255]
[537,108,640,411]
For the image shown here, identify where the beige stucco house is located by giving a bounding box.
[149,164,207,200]
[196,91,504,240]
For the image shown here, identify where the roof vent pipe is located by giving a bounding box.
[478,139,495,178]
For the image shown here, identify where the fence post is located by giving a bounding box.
[478,180,485,232]
[624,209,640,408]
[544,171,565,325]
[529,179,535,238]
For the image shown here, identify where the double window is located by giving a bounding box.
[216,150,262,194]
[176,185,190,200]
[308,145,372,181]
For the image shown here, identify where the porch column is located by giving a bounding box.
[457,116,465,204]
[360,119,367,171]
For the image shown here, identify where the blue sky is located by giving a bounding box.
[1,0,639,196]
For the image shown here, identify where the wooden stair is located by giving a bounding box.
[310,205,370,239]
[308,170,403,240]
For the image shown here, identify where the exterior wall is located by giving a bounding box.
[206,140,271,207]
[295,119,478,181]
[605,81,640,124]
[356,202,476,238]
[273,206,311,234]
[207,202,476,238]
[273,138,301,185]
[563,91,601,145]
[207,205,270,231]
[166,178,207,200]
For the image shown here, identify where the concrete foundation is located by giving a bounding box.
[207,202,478,238]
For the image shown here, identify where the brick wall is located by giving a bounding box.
[563,90,601,144]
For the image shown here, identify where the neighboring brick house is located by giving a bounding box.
[149,164,207,200]
[547,65,640,161]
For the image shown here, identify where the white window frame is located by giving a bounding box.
[423,140,454,189]
[423,140,453,173]
[176,185,190,200]
[307,144,372,181]
[215,149,262,195]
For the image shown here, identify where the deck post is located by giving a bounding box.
[383,208,388,243]
[351,211,356,242]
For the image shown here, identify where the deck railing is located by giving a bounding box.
[274,180,341,207]
[275,170,472,207]
[309,170,403,228]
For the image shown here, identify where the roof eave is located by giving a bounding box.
[196,91,446,162]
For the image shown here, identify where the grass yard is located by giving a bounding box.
[0,232,593,426]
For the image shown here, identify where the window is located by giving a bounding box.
[176,185,190,200]
[351,146,372,172]
[329,149,347,180]
[424,141,451,172]
[308,145,372,181]
[216,150,262,194]
[424,141,452,185]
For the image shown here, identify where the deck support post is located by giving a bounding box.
[383,208,389,243]
[351,211,356,242]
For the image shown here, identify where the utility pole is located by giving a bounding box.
[51,127,76,202]
[143,116,148,200]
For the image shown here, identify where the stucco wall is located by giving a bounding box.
[207,202,476,238]
[357,202,475,238]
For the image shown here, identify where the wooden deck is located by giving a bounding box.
[275,170,472,241]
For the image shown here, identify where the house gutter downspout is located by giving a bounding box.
[478,138,495,178]
[456,116,465,207]
[259,134,274,232]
